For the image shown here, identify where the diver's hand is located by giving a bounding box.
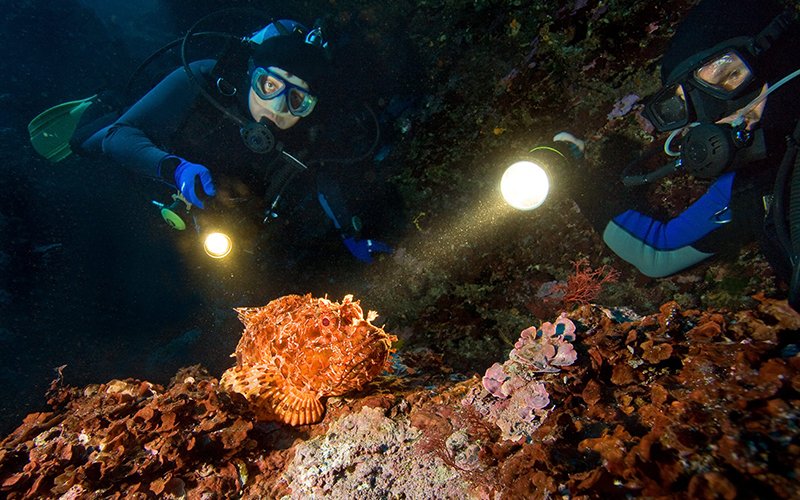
[167,156,216,209]
[552,131,586,159]
[342,236,393,263]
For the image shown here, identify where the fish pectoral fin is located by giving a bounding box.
[219,364,324,425]
[272,385,325,426]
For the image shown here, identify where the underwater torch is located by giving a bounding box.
[202,231,233,259]
[501,145,571,210]
[501,160,550,210]
[152,192,234,259]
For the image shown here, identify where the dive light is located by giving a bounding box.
[501,160,550,210]
[501,145,569,210]
[153,192,234,259]
[203,232,233,259]
[152,193,189,230]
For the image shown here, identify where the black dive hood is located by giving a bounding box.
[124,8,377,166]
[179,11,331,155]
[180,8,279,155]
[123,8,280,154]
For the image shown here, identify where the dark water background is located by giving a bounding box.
[0,0,420,434]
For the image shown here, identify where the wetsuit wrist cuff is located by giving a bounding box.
[158,155,181,181]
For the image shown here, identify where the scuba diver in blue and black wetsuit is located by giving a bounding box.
[531,0,800,305]
[28,15,393,264]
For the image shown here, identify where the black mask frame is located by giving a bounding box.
[644,10,795,133]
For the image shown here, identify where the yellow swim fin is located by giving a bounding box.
[28,95,97,162]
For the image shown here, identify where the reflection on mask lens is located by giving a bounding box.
[288,89,305,110]
[657,85,687,124]
[287,89,317,117]
[258,73,284,98]
[694,51,753,95]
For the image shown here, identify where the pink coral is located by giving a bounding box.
[509,313,578,372]
[482,362,510,398]
[607,93,640,120]
[484,379,551,441]
[514,382,550,419]
[475,313,579,441]
[551,342,578,367]
[540,313,577,341]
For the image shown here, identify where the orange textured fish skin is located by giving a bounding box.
[220,294,396,426]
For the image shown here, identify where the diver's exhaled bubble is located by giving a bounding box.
[203,232,233,259]
[501,160,550,210]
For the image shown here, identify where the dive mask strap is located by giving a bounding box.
[752,10,796,55]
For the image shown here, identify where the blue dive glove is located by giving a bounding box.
[164,156,216,209]
[342,236,393,263]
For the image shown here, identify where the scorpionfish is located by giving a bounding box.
[220,294,396,425]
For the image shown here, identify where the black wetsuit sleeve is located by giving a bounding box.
[316,168,357,234]
[97,60,215,179]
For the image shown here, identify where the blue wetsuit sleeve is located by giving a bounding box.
[96,60,215,178]
[602,172,735,277]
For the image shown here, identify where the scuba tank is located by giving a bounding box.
[769,120,800,309]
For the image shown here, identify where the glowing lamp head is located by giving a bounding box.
[501,160,550,210]
[203,232,233,259]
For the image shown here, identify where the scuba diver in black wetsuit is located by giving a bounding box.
[28,16,393,264]
[523,0,800,306]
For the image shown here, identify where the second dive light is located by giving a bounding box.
[152,192,190,230]
[501,144,572,210]
[501,160,550,210]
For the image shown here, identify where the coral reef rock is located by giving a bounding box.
[0,367,259,498]
[1,298,799,498]
[283,406,474,499]
[220,294,397,426]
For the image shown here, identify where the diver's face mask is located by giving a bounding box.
[620,11,800,185]
[644,48,761,132]
[641,45,775,178]
[248,66,317,129]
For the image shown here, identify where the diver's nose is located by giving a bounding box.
[277,95,289,112]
